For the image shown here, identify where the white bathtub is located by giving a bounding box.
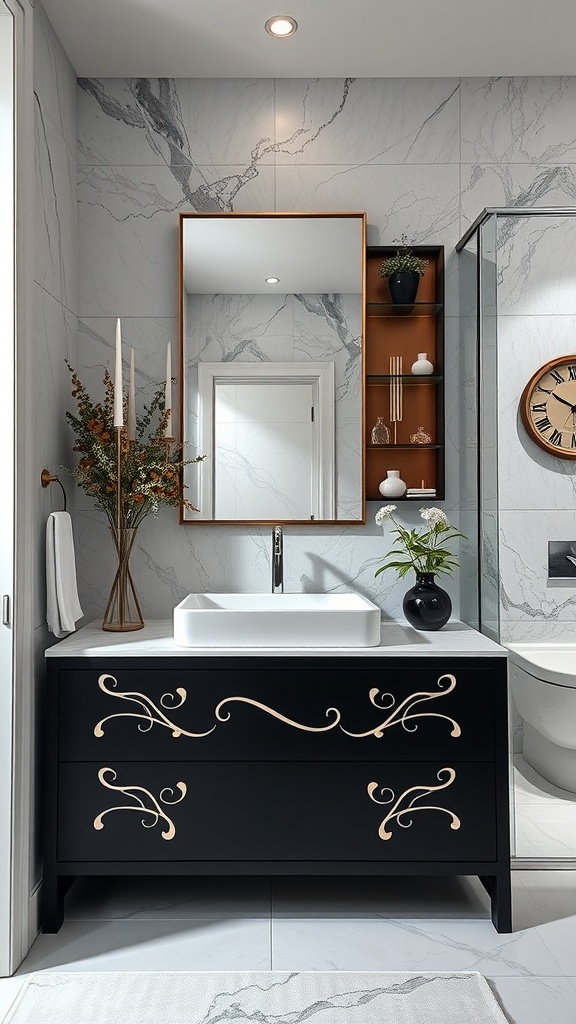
[507,641,576,793]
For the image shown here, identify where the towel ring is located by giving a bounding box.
[41,469,67,512]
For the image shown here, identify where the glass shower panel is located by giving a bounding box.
[478,215,500,642]
[457,233,480,630]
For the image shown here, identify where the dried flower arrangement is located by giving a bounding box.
[63,361,204,529]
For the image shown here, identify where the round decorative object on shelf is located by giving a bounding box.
[411,352,434,375]
[403,572,451,631]
[388,271,420,305]
[378,470,407,497]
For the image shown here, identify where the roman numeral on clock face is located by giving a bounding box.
[550,429,563,446]
[537,384,552,394]
[550,369,565,384]
[569,365,576,381]
[531,402,547,413]
[572,433,576,449]
[535,416,552,433]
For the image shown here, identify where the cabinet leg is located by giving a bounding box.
[41,874,69,933]
[479,872,512,933]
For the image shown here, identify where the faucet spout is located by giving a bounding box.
[272,526,283,594]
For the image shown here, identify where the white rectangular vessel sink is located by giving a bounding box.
[173,593,381,648]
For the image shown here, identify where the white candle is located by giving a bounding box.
[164,342,172,437]
[113,318,124,427]
[127,348,136,441]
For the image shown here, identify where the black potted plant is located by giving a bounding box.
[378,235,429,305]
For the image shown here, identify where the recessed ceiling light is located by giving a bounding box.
[265,15,298,38]
[265,277,280,284]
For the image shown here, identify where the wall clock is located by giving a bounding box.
[520,354,576,459]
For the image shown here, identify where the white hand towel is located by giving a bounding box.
[46,511,84,637]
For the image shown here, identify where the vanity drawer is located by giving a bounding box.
[57,666,496,762]
[57,759,496,864]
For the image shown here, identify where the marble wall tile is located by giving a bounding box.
[75,504,461,625]
[496,315,576,511]
[275,164,460,247]
[503,620,576,643]
[496,216,576,316]
[33,1,77,158]
[35,99,78,311]
[275,79,460,166]
[461,78,576,165]
[78,165,275,317]
[461,164,576,233]
[77,79,275,167]
[499,510,576,624]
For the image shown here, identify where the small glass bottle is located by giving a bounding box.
[410,425,432,445]
[371,416,391,445]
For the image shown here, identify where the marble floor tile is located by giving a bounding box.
[272,876,491,920]
[489,976,576,1024]
[270,917,564,976]
[16,919,271,975]
[64,875,271,920]
[0,978,25,1021]
[537,916,576,975]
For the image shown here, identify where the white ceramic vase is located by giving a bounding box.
[411,352,434,375]
[378,470,407,498]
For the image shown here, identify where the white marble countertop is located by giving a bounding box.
[45,619,507,658]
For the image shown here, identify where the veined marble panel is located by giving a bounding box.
[77,79,275,168]
[187,293,295,351]
[275,78,459,166]
[35,99,78,311]
[496,315,576,511]
[499,510,576,623]
[502,620,576,643]
[33,1,77,158]
[78,165,275,317]
[461,77,576,165]
[74,504,461,624]
[461,164,576,235]
[496,216,576,316]
[276,164,459,244]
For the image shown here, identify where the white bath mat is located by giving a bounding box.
[1,970,509,1024]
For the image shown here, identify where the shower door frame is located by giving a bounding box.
[456,206,576,870]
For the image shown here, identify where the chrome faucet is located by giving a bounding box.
[272,526,283,594]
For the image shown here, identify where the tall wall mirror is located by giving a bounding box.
[179,212,366,524]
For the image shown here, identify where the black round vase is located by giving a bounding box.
[388,270,420,304]
[402,572,451,631]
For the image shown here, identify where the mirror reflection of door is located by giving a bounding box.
[214,381,316,520]
[196,361,335,521]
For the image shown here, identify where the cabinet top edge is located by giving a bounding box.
[46,620,507,659]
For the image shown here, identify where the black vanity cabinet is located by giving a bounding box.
[43,649,511,932]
